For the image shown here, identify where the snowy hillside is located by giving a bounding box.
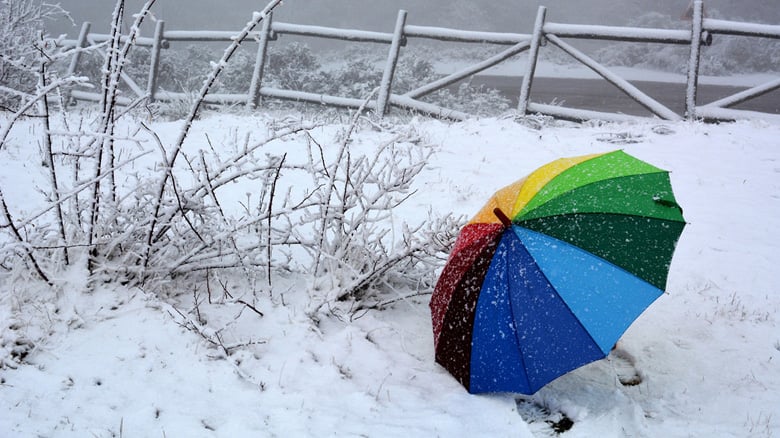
[1,112,779,437]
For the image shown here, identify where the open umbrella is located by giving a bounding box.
[430,150,685,394]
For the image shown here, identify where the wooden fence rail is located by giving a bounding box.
[60,1,780,122]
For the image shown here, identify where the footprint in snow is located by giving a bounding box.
[608,345,643,387]
[515,397,574,436]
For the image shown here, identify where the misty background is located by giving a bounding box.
[39,0,779,112]
[48,1,780,37]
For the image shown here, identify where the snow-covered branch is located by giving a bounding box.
[142,0,284,273]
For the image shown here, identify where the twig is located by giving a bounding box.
[218,278,233,300]
[356,290,433,312]
[145,123,312,261]
[206,268,213,304]
[88,0,157,273]
[87,0,123,273]
[314,89,378,275]
[141,121,205,244]
[30,243,95,250]
[0,76,88,153]
[305,131,329,177]
[11,151,151,230]
[266,153,286,286]
[168,150,252,283]
[164,302,229,356]
[192,287,203,323]
[0,189,52,285]
[236,299,264,317]
[36,49,69,266]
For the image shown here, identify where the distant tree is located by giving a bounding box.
[264,42,330,93]
[593,12,688,73]
[0,0,70,109]
[593,9,780,75]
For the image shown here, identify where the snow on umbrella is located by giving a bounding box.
[430,150,686,394]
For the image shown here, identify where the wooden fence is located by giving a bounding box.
[61,1,780,122]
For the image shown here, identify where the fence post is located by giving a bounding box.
[518,6,547,114]
[64,21,91,105]
[248,11,274,109]
[685,0,704,120]
[377,9,407,118]
[147,20,165,103]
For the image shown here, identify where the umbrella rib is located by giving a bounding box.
[519,210,686,223]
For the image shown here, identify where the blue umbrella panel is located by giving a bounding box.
[469,226,663,394]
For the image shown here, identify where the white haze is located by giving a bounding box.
[49,0,780,36]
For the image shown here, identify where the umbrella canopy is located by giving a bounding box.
[430,150,686,394]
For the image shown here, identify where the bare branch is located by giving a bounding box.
[143,0,284,273]
[0,188,52,285]
[266,153,286,286]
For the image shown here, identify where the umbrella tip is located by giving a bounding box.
[493,208,513,227]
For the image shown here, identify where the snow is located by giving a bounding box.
[2,112,780,437]
[704,18,780,39]
[527,102,643,123]
[705,77,780,109]
[404,24,530,45]
[696,106,780,123]
[272,22,395,44]
[543,22,691,44]
[161,30,264,42]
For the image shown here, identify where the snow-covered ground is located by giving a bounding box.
[1,112,779,437]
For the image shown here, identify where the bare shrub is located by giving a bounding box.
[1,0,460,321]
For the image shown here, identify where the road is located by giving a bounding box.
[471,75,780,117]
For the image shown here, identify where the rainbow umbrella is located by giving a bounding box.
[430,150,686,394]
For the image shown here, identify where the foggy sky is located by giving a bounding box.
[49,0,780,38]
